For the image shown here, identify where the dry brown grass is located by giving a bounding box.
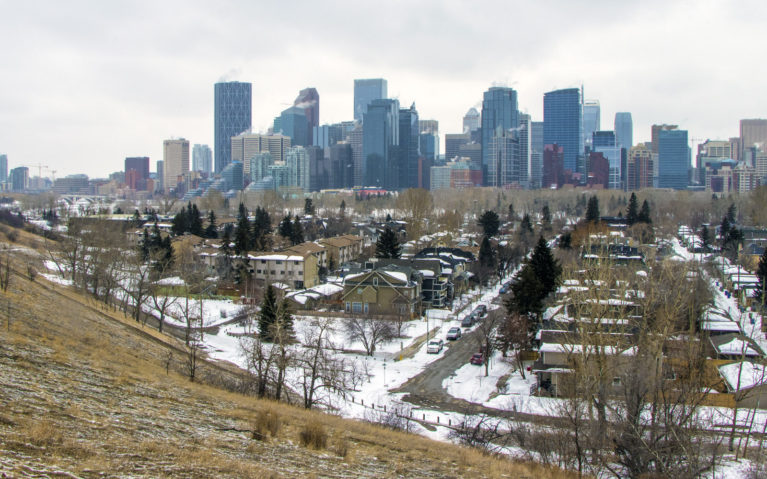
[299,419,328,450]
[0,244,578,479]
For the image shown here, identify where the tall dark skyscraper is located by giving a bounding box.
[362,98,399,188]
[124,156,150,191]
[354,79,387,124]
[481,87,519,185]
[293,88,319,145]
[658,129,690,190]
[398,103,420,190]
[543,88,582,173]
[614,112,633,150]
[214,81,252,173]
[0,154,7,183]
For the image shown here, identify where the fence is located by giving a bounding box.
[346,395,459,431]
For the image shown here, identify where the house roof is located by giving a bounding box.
[719,361,767,392]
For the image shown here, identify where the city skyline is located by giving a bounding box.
[1,1,766,177]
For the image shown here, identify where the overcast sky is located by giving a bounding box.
[1,0,765,178]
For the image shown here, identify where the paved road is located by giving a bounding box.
[392,308,563,426]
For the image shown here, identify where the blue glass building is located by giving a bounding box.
[362,98,399,188]
[481,87,519,185]
[274,106,310,147]
[354,79,387,124]
[543,88,582,173]
[214,82,251,174]
[658,129,690,189]
[614,112,633,150]
[398,104,420,189]
[220,160,244,191]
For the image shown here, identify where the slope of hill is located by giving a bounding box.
[0,235,573,478]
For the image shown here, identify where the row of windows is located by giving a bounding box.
[255,269,303,276]
[259,259,301,265]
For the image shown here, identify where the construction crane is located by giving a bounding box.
[22,163,51,179]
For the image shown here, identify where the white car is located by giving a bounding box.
[426,339,444,354]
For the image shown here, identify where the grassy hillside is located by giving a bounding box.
[0,231,573,478]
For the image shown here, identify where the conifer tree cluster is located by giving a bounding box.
[170,202,204,237]
[139,222,174,272]
[478,210,500,237]
[232,203,274,254]
[506,236,561,318]
[755,247,767,304]
[278,213,304,246]
[375,227,401,258]
[626,193,652,226]
[258,284,295,342]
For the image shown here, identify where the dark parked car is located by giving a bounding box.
[446,326,462,340]
[461,315,473,328]
[470,352,484,365]
[477,304,488,315]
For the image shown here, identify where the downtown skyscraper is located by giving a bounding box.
[614,112,633,150]
[214,81,251,173]
[481,86,519,186]
[543,88,583,174]
[354,79,387,124]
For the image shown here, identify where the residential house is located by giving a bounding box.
[250,252,319,290]
[340,266,422,318]
[318,234,365,266]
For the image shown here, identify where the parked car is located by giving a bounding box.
[446,326,462,340]
[461,315,473,328]
[470,352,484,365]
[427,339,444,354]
[476,304,488,316]
[499,285,509,294]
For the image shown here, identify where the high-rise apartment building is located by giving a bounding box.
[614,112,633,150]
[362,98,399,188]
[445,133,470,162]
[354,79,387,124]
[294,88,319,145]
[481,87,519,185]
[657,129,689,189]
[192,144,212,174]
[582,100,600,148]
[124,157,150,191]
[275,106,310,147]
[163,138,190,194]
[627,144,653,191]
[214,81,252,173]
[740,119,767,154]
[231,133,291,177]
[543,88,582,174]
[286,146,310,191]
[592,132,622,190]
[349,125,363,186]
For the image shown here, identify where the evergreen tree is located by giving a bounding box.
[171,208,188,236]
[258,285,278,342]
[278,213,293,238]
[385,213,392,223]
[340,199,346,215]
[131,209,142,226]
[275,297,295,341]
[219,227,233,277]
[290,216,304,245]
[559,231,572,250]
[506,263,545,317]
[638,200,652,224]
[375,227,402,258]
[304,198,314,215]
[626,193,639,226]
[478,236,496,268]
[585,196,600,223]
[529,236,561,297]
[189,204,203,236]
[520,214,533,235]
[252,207,272,250]
[720,216,731,245]
[233,203,251,256]
[150,222,162,249]
[478,210,500,237]
[541,205,552,230]
[755,248,767,303]
[139,228,150,261]
[327,253,336,272]
[727,203,737,224]
[508,203,515,220]
[204,210,218,239]
[700,225,710,250]
[156,236,174,272]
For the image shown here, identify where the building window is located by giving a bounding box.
[276,260,282,265]
[280,271,285,275]
[261,260,266,264]
[270,270,276,275]
[364,303,369,314]
[373,277,378,286]
[345,302,350,313]
[256,269,262,274]
[298,271,303,275]
[612,377,621,386]
[352,302,362,313]
[294,261,299,265]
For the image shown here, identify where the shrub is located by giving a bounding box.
[252,407,281,441]
[299,420,327,450]
[332,433,349,458]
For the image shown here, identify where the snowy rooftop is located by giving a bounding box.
[719,362,767,391]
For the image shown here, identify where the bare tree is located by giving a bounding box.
[295,317,360,409]
[344,316,395,356]
[121,254,152,323]
[0,247,11,292]
[396,188,434,241]
[474,309,501,377]
[149,281,179,334]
